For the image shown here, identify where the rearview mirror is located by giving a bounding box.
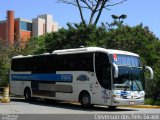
[145,66,153,80]
[112,63,118,78]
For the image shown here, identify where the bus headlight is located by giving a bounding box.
[139,91,145,99]
[139,95,144,99]
[113,94,121,98]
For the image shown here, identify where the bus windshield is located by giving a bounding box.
[110,54,144,91]
[111,54,141,67]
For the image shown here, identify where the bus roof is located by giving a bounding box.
[12,53,51,59]
[12,47,139,59]
[52,47,139,57]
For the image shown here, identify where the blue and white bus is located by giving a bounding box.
[10,47,153,108]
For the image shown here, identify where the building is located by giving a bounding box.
[32,14,58,37]
[0,10,58,46]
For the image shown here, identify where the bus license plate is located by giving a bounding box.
[129,101,135,105]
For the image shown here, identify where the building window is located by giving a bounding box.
[20,21,32,31]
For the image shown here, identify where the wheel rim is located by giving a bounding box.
[25,89,31,100]
[82,96,89,105]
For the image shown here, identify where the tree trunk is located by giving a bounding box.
[76,0,86,26]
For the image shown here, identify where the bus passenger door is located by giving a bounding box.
[91,76,102,105]
[92,52,112,105]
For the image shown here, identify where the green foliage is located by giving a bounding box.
[0,42,14,86]
[154,100,160,106]
[144,98,154,105]
[0,57,10,86]
[145,98,160,105]
[20,36,46,55]
[38,23,108,53]
[0,37,42,86]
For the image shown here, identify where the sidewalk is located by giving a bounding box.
[122,105,160,108]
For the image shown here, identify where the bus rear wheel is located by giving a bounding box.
[24,88,32,101]
[80,93,91,108]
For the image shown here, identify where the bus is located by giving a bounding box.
[10,47,153,108]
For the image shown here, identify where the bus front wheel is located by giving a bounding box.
[24,88,32,101]
[80,93,91,108]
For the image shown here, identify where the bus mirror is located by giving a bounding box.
[112,63,118,78]
[145,66,153,80]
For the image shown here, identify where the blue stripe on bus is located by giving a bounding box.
[11,74,73,82]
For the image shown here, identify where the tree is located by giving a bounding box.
[0,37,41,87]
[0,40,15,86]
[39,23,107,52]
[110,14,127,27]
[19,36,45,55]
[58,0,127,26]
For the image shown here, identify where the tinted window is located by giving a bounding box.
[11,53,94,73]
[11,57,32,71]
[95,52,111,89]
[55,53,93,72]
[20,21,32,31]
[31,55,55,73]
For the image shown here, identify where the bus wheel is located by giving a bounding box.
[108,106,117,110]
[24,88,32,101]
[80,93,91,108]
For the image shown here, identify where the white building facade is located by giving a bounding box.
[32,14,58,37]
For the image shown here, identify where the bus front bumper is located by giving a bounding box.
[112,98,144,106]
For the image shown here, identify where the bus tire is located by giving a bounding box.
[24,88,32,101]
[80,92,91,108]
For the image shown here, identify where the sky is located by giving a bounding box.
[0,0,160,38]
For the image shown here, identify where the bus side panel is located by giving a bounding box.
[74,71,96,104]
[55,71,96,103]
[55,71,73,101]
[10,80,31,96]
[10,71,32,96]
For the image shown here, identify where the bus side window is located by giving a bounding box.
[55,53,93,72]
[79,53,94,72]
[95,52,111,90]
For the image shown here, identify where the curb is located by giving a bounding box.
[121,105,160,109]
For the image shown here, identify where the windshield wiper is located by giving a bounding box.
[134,80,141,91]
[125,80,131,90]
[129,74,141,91]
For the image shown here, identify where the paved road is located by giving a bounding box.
[0,97,160,120]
